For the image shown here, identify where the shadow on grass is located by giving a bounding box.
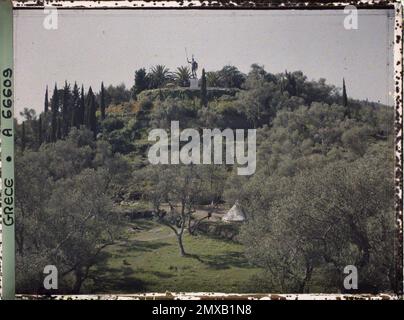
[87,254,153,293]
[197,251,254,270]
[91,274,149,293]
[179,251,253,271]
[129,219,156,230]
[117,240,171,253]
[147,270,175,279]
[184,253,205,263]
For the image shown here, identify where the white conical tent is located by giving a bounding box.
[222,201,246,222]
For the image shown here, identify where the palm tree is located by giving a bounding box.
[148,65,173,89]
[206,71,221,87]
[175,66,191,87]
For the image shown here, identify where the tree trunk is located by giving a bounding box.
[188,216,194,235]
[73,270,84,293]
[177,234,186,257]
[348,218,370,268]
[299,263,313,293]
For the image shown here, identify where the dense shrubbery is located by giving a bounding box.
[15,128,130,293]
[137,87,239,102]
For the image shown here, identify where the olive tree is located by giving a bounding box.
[238,151,394,293]
[15,129,126,293]
[137,164,225,256]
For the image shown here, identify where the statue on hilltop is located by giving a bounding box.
[185,49,198,78]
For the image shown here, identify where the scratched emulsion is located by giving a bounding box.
[394,2,403,297]
[8,0,404,9]
[2,0,403,300]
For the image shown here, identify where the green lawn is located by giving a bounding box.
[86,219,262,293]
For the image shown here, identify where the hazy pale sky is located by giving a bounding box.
[14,9,394,116]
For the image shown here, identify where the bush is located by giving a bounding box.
[196,221,241,242]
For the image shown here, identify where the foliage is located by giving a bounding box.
[137,87,239,102]
[15,63,395,293]
[222,97,394,292]
[136,165,226,256]
[217,65,246,88]
[150,97,198,129]
[175,66,191,87]
[102,83,132,106]
[15,129,129,293]
[206,71,221,87]
[148,65,173,89]
[237,153,394,293]
[132,68,149,97]
[100,82,106,120]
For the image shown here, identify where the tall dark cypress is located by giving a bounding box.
[71,82,80,128]
[200,69,208,108]
[38,114,43,146]
[342,78,349,117]
[86,87,97,138]
[44,85,49,113]
[51,84,59,142]
[91,100,98,139]
[62,81,71,137]
[57,117,62,140]
[84,87,92,127]
[21,121,26,151]
[79,85,85,127]
[100,82,106,120]
[342,78,348,107]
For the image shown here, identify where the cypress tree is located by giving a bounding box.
[342,78,348,107]
[84,87,92,127]
[85,87,97,138]
[57,117,62,140]
[71,82,80,128]
[200,68,208,108]
[62,81,71,137]
[342,78,349,117]
[44,85,49,113]
[21,121,26,151]
[51,84,59,142]
[100,82,106,120]
[90,97,97,138]
[38,114,43,146]
[79,85,85,127]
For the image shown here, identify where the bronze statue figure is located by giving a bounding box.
[185,49,198,78]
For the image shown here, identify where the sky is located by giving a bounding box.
[14,9,394,117]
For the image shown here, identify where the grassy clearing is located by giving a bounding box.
[87,219,262,293]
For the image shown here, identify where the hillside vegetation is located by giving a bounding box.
[15,64,395,294]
